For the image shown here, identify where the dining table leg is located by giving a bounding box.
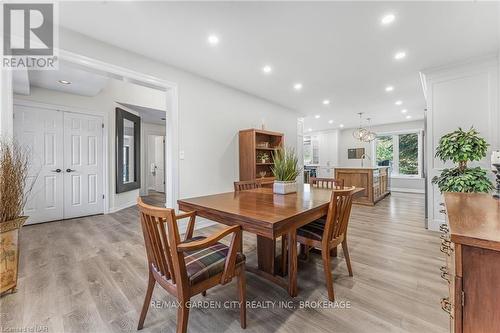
[287,228,298,297]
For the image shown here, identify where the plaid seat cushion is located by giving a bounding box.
[183,236,245,285]
[297,218,326,241]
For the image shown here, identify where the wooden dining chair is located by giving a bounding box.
[136,197,247,333]
[295,187,355,301]
[234,180,262,191]
[309,177,344,189]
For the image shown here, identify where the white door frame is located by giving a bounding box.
[5,49,180,210]
[13,99,108,215]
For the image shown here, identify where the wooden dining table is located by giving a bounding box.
[177,184,364,297]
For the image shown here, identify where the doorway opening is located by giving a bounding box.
[12,58,176,224]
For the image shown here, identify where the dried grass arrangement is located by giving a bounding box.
[0,139,36,294]
[0,140,34,223]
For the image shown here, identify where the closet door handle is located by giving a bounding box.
[51,168,62,173]
[66,169,76,173]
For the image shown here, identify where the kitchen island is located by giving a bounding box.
[334,167,390,205]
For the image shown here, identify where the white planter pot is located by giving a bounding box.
[273,181,297,194]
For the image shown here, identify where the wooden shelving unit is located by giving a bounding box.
[239,129,284,187]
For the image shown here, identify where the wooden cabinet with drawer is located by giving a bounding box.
[441,193,500,333]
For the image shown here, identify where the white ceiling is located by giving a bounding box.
[118,102,166,126]
[59,2,499,130]
[28,62,109,96]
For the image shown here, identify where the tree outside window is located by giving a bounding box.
[399,133,418,175]
[375,131,421,177]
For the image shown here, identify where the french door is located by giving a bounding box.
[14,104,104,224]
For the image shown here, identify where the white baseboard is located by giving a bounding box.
[389,187,425,194]
[108,201,137,213]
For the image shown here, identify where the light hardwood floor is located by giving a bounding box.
[0,192,449,333]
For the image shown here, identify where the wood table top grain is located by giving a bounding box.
[444,192,500,251]
[178,185,364,238]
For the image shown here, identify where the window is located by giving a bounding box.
[398,133,419,175]
[375,131,422,177]
[303,136,319,165]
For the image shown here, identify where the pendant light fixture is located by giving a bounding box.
[364,118,376,142]
[352,112,368,141]
[352,113,377,142]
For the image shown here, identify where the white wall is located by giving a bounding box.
[14,79,167,212]
[338,120,425,192]
[0,70,13,138]
[56,29,299,201]
[422,54,499,231]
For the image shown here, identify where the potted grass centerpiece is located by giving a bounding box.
[272,147,301,194]
[0,140,34,295]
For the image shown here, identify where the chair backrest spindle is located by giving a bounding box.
[310,177,344,190]
[137,198,187,285]
[322,188,354,246]
[234,180,262,192]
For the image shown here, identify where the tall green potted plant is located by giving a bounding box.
[0,140,34,295]
[432,127,493,193]
[271,147,301,194]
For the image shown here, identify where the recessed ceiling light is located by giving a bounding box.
[395,100,403,106]
[293,83,303,91]
[401,109,408,114]
[406,115,412,119]
[322,99,330,105]
[385,85,394,92]
[394,51,406,60]
[262,65,272,74]
[328,120,334,124]
[307,128,312,132]
[381,14,395,25]
[58,80,71,85]
[339,124,344,128]
[207,34,219,45]
[314,115,321,119]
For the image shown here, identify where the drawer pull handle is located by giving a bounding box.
[440,244,453,256]
[441,238,452,248]
[440,266,451,283]
[440,234,450,241]
[440,271,451,283]
[440,297,453,318]
[439,224,449,233]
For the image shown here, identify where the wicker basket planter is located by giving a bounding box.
[0,216,27,295]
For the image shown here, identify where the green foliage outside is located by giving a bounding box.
[376,136,393,164]
[432,127,492,193]
[399,133,418,175]
[376,134,418,175]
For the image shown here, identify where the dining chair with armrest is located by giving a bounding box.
[136,197,247,333]
[295,187,355,301]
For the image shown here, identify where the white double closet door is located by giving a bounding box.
[14,105,104,225]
